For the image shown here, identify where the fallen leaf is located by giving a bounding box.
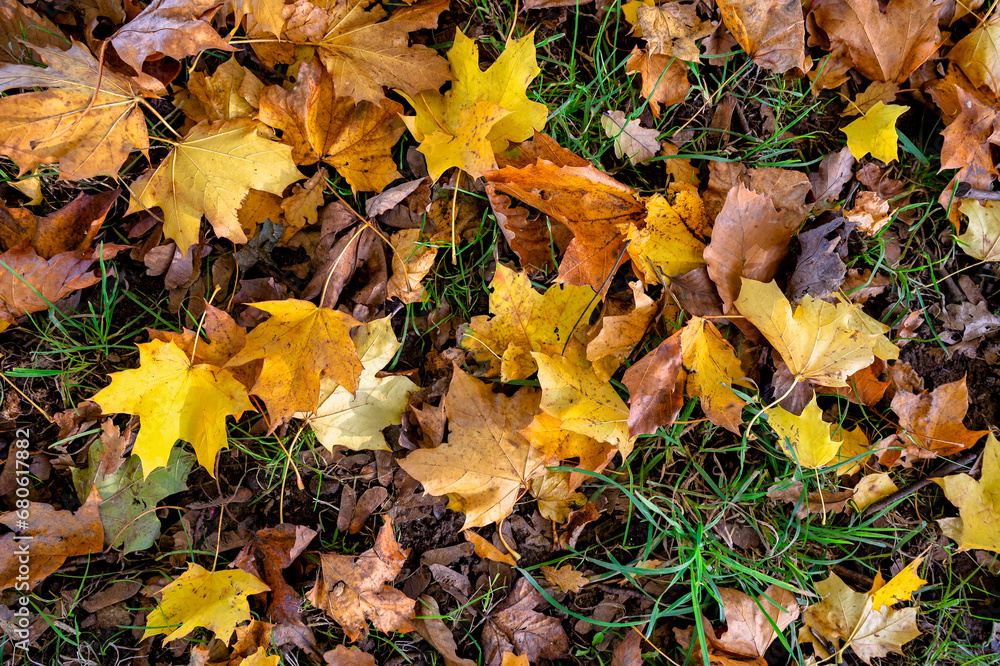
[936,433,1000,553]
[890,376,988,462]
[280,167,327,242]
[0,188,119,258]
[810,0,941,83]
[841,81,899,117]
[482,578,569,666]
[464,530,517,565]
[462,265,598,381]
[403,30,548,179]
[386,229,438,304]
[611,631,643,666]
[0,1,66,64]
[768,396,841,468]
[704,184,790,313]
[530,471,585,522]
[484,161,645,293]
[956,200,1000,262]
[678,317,749,433]
[296,317,418,451]
[624,182,710,283]
[734,279,879,387]
[767,481,855,518]
[238,648,279,666]
[226,0,286,36]
[586,281,658,381]
[949,15,1000,96]
[809,147,855,207]
[601,111,659,165]
[126,119,303,254]
[181,55,263,123]
[521,413,616,492]
[322,646,376,665]
[940,87,1000,191]
[534,352,633,458]
[635,3,714,62]
[845,191,892,236]
[852,473,898,511]
[110,0,234,76]
[225,300,363,428]
[717,0,807,73]
[870,557,926,610]
[0,488,104,591]
[541,565,588,593]
[800,571,921,664]
[92,339,253,477]
[399,369,548,529]
[259,58,404,192]
[842,102,908,163]
[833,423,873,475]
[622,334,683,437]
[306,518,416,640]
[0,42,149,180]
[624,48,690,118]
[413,595,478,666]
[142,562,270,643]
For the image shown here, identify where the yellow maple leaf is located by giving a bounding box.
[0,42,149,181]
[295,318,418,451]
[238,648,279,666]
[529,471,585,522]
[767,396,842,468]
[225,299,362,428]
[842,102,908,163]
[92,340,253,477]
[956,200,1000,262]
[870,557,926,610]
[949,15,1000,96]
[678,317,748,434]
[519,412,616,491]
[398,369,549,529]
[142,562,269,644]
[734,279,878,387]
[624,183,710,283]
[586,281,658,382]
[180,56,263,123]
[257,58,405,192]
[462,265,598,382]
[126,119,303,254]
[936,433,1000,553]
[533,352,633,459]
[402,30,548,179]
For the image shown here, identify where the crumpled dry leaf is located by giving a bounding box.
[399,369,548,529]
[809,147,855,208]
[624,48,690,118]
[482,578,569,666]
[413,595,477,666]
[181,56,263,123]
[635,2,714,62]
[0,487,104,591]
[306,518,415,641]
[541,565,588,593]
[110,0,234,76]
[623,334,683,437]
[386,229,437,304]
[845,191,892,236]
[0,189,118,259]
[717,0,806,73]
[601,111,659,165]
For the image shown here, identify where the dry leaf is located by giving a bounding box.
[852,473,898,511]
[464,531,517,565]
[841,81,899,117]
[386,229,438,304]
[586,281,658,382]
[623,334,683,437]
[956,200,1000,262]
[482,578,569,666]
[624,48,690,118]
[717,0,807,73]
[540,565,588,593]
[413,595,478,666]
[889,376,988,464]
[0,189,118,258]
[306,518,415,640]
[624,183,710,283]
[936,433,1000,553]
[181,56,263,122]
[678,317,749,433]
[601,111,659,165]
[142,562,270,644]
[768,396,841,468]
[635,3,714,62]
[949,15,1000,96]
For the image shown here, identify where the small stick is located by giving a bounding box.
[954,183,1000,201]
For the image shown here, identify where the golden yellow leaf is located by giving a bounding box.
[126,119,303,254]
[238,648,279,666]
[936,433,1000,553]
[179,56,263,123]
[142,562,269,644]
[280,167,327,242]
[586,280,657,382]
[870,557,926,610]
[852,472,897,511]
[306,518,415,640]
[949,15,1000,96]
[800,572,921,665]
[519,412,616,490]
[533,353,633,459]
[540,565,588,593]
[835,425,872,475]
[530,471,585,522]
[92,340,253,478]
[258,58,404,192]
[463,531,517,565]
[624,183,709,283]
[386,230,438,304]
[0,42,149,181]
[734,279,879,387]
[767,396,842,468]
[678,317,748,434]
[399,369,549,529]
[462,265,598,381]
[227,0,286,36]
[295,318,418,451]
[956,200,1000,262]
[842,102,908,163]
[402,30,548,178]
[225,299,362,428]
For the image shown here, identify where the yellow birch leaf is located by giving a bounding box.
[126,119,303,254]
[398,369,548,529]
[624,183,710,283]
[842,102,908,163]
[462,265,598,382]
[142,562,269,644]
[936,433,1000,553]
[734,278,878,387]
[92,340,253,478]
[533,353,633,458]
[224,300,362,428]
[295,318,418,451]
[767,396,841,468]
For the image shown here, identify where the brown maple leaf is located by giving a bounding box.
[717,0,807,73]
[0,189,119,259]
[888,376,989,464]
[940,86,1000,190]
[482,578,569,666]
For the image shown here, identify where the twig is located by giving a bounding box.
[863,451,981,516]
[954,182,1000,201]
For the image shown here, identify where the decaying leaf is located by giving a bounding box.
[92,339,253,477]
[399,369,548,529]
[624,48,690,118]
[482,578,569,666]
[949,15,1000,96]
[296,318,418,451]
[635,3,714,62]
[936,433,1000,553]
[306,518,416,640]
[541,565,588,593]
[143,562,270,643]
[716,0,807,73]
[386,229,438,304]
[601,111,659,165]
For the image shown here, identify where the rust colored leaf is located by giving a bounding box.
[622,334,683,437]
[624,48,690,118]
[0,189,119,258]
[890,376,989,462]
